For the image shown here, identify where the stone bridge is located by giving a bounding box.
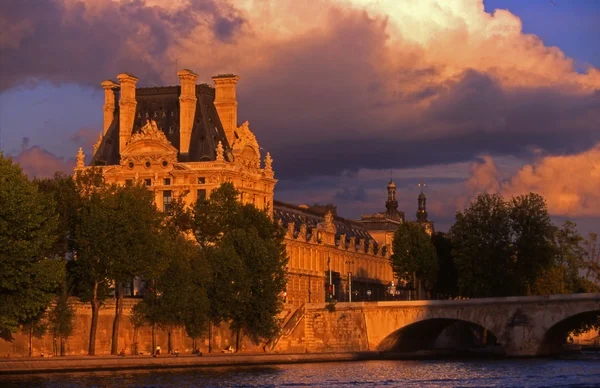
[274,293,600,356]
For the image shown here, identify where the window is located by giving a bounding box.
[197,177,205,184]
[197,189,206,201]
[144,178,151,187]
[125,179,133,186]
[163,190,172,213]
[163,178,171,186]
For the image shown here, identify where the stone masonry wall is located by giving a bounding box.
[0,299,264,357]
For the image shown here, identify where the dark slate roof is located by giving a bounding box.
[273,200,384,254]
[91,84,231,166]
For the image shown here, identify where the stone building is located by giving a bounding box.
[415,185,435,235]
[75,69,394,306]
[358,179,405,249]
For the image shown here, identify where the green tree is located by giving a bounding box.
[135,235,209,354]
[509,193,557,295]
[106,181,165,355]
[35,173,78,260]
[191,183,287,351]
[68,169,165,355]
[391,222,438,296]
[0,155,62,341]
[450,193,513,297]
[451,192,596,298]
[48,274,74,356]
[431,232,458,298]
[583,232,599,286]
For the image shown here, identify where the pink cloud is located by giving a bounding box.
[13,146,75,179]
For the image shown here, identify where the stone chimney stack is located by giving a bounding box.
[101,80,119,136]
[117,73,139,154]
[212,74,240,146]
[178,69,198,154]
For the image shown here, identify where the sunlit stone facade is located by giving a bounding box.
[75,70,394,305]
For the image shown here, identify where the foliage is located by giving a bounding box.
[35,173,78,260]
[48,274,75,356]
[135,236,210,338]
[583,232,600,286]
[449,193,514,298]
[509,193,557,295]
[66,169,167,354]
[192,183,288,344]
[390,222,438,292]
[0,155,62,340]
[431,232,458,298]
[451,192,596,298]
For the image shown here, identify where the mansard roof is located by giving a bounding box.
[273,200,375,242]
[91,84,231,166]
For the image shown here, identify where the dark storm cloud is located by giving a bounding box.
[0,0,245,91]
[2,0,598,189]
[334,186,368,202]
[252,69,600,181]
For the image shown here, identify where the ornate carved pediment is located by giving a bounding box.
[232,121,260,173]
[120,120,178,167]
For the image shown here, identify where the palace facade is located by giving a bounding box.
[75,70,436,306]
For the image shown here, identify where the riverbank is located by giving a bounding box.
[0,352,380,375]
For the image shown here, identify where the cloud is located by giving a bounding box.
[334,186,368,202]
[461,144,600,217]
[465,155,500,194]
[0,0,244,91]
[69,128,100,149]
[501,143,600,217]
[13,145,75,178]
[1,0,599,188]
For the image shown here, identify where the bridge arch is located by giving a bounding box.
[538,309,600,354]
[376,318,501,353]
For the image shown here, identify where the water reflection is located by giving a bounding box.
[1,355,599,387]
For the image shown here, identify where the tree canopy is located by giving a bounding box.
[450,192,596,298]
[390,222,438,293]
[192,183,288,348]
[0,155,63,341]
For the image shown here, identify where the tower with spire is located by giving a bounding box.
[358,179,405,249]
[386,179,399,216]
[415,183,434,235]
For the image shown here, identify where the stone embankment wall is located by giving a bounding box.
[272,303,368,353]
[0,299,268,357]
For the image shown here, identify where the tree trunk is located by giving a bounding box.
[28,327,33,358]
[89,283,100,356]
[152,324,156,354]
[167,329,172,354]
[235,328,241,353]
[132,326,139,355]
[60,337,65,356]
[111,283,123,355]
[208,322,212,353]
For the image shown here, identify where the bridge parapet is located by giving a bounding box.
[298,293,600,356]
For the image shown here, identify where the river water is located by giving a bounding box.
[2,353,599,387]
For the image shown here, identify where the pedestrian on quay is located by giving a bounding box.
[154,345,161,357]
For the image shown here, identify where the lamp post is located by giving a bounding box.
[327,256,332,302]
[345,259,354,302]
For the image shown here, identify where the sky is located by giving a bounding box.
[0,0,599,235]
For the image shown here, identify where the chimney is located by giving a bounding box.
[212,74,240,146]
[101,80,119,136]
[178,69,198,154]
[117,73,139,154]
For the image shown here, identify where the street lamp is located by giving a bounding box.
[367,289,372,301]
[345,260,354,302]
